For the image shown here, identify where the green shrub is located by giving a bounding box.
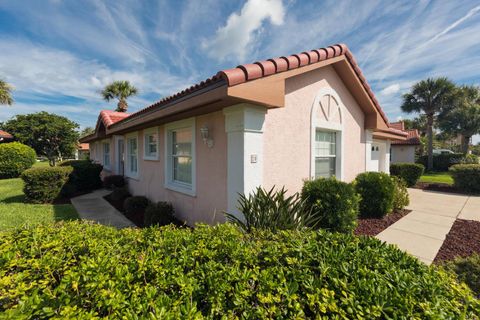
[110,186,131,203]
[449,164,480,193]
[225,187,319,233]
[301,178,359,233]
[144,201,175,227]
[0,221,478,318]
[390,163,425,187]
[124,196,150,216]
[355,172,395,218]
[417,153,463,171]
[103,174,126,189]
[0,142,36,179]
[21,166,73,203]
[461,154,479,164]
[391,176,410,210]
[59,160,103,193]
[444,254,480,297]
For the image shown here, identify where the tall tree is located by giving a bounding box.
[438,85,480,154]
[101,80,138,112]
[401,78,456,171]
[403,115,428,137]
[0,79,14,106]
[1,112,79,166]
[80,126,95,138]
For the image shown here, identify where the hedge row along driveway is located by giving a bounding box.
[0,222,478,318]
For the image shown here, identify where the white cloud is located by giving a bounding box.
[380,83,401,96]
[202,0,285,61]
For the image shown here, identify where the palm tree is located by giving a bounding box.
[401,78,456,171]
[438,85,480,154]
[101,80,138,112]
[0,79,14,106]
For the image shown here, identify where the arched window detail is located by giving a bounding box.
[310,87,344,180]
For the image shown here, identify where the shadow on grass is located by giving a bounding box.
[1,194,25,204]
[53,203,79,222]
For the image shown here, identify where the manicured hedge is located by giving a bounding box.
[417,153,463,171]
[103,174,126,189]
[0,222,478,318]
[390,163,425,187]
[301,178,359,233]
[59,160,103,194]
[355,172,395,218]
[144,201,176,227]
[21,166,73,203]
[449,164,480,193]
[0,142,36,179]
[391,176,410,210]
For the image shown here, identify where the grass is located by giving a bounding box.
[419,171,454,185]
[0,162,78,231]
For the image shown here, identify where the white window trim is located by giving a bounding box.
[164,118,196,197]
[143,127,159,161]
[310,87,344,180]
[102,140,111,170]
[125,132,139,179]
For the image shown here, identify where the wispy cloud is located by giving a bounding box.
[202,0,285,61]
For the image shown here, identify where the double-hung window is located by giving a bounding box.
[144,128,158,160]
[165,119,195,195]
[126,135,138,178]
[314,130,336,178]
[103,142,110,168]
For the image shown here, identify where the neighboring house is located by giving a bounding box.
[75,143,90,160]
[390,121,421,163]
[80,44,407,225]
[0,130,13,143]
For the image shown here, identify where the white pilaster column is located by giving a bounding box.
[385,140,391,174]
[365,129,373,172]
[223,104,267,217]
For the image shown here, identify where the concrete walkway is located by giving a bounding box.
[71,189,135,228]
[377,188,480,265]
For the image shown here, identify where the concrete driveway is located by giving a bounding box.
[377,188,480,265]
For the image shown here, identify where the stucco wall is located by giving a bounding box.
[391,145,416,163]
[121,111,227,225]
[263,65,366,193]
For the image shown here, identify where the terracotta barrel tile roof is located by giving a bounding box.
[99,110,131,128]
[0,130,13,139]
[110,43,391,129]
[392,129,421,145]
[389,121,405,131]
[77,143,89,150]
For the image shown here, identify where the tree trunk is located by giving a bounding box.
[116,99,128,112]
[427,115,434,171]
[462,135,471,154]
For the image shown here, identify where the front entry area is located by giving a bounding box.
[369,140,389,173]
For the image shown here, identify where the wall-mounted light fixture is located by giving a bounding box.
[200,125,214,148]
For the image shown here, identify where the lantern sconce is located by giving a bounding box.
[200,125,214,148]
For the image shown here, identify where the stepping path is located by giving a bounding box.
[377,188,480,265]
[71,189,135,228]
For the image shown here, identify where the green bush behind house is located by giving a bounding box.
[355,172,395,218]
[417,153,464,171]
[0,142,36,179]
[449,164,480,193]
[21,166,73,203]
[390,163,425,187]
[0,222,478,318]
[301,177,359,233]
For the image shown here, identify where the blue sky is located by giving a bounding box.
[0,0,479,142]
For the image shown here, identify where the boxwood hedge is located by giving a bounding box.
[449,164,480,193]
[390,163,425,187]
[0,142,36,179]
[0,222,478,318]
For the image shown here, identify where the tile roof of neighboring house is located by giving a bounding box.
[392,129,421,145]
[77,143,89,150]
[389,121,405,131]
[0,130,13,139]
[99,110,131,128]
[111,43,390,128]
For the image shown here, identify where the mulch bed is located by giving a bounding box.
[434,219,480,264]
[354,209,411,236]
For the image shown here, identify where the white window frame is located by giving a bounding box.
[310,87,344,180]
[164,118,196,196]
[125,133,139,179]
[143,127,159,161]
[102,140,111,169]
[314,130,337,178]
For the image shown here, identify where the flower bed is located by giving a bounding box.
[355,209,411,236]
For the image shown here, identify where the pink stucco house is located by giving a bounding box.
[81,44,407,225]
[390,121,421,164]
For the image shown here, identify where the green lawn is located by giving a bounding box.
[0,163,78,231]
[419,172,454,185]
